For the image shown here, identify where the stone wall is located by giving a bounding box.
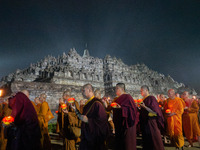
[0,48,197,110]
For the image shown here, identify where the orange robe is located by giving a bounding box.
[165,97,184,148]
[36,104,41,114]
[63,101,81,150]
[183,100,200,144]
[38,101,51,150]
[31,101,39,114]
[0,104,12,150]
[56,103,64,135]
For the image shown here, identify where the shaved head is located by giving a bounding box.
[140,85,150,98]
[168,89,175,99]
[82,83,94,99]
[63,89,71,97]
[181,91,189,100]
[141,85,149,92]
[115,83,126,96]
[116,83,125,91]
[39,93,47,102]
[83,84,94,93]
[94,89,101,99]
[21,90,29,98]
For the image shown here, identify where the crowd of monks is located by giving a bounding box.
[0,83,200,150]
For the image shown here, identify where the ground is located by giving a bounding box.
[50,133,200,150]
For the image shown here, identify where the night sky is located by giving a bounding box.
[0,0,200,93]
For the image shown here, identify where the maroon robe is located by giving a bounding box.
[139,96,164,150]
[113,94,138,150]
[7,92,41,150]
[79,97,109,150]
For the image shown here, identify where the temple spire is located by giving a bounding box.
[83,43,90,58]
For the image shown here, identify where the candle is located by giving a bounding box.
[165,109,171,114]
[61,104,67,109]
[68,97,75,103]
[111,102,117,108]
[137,99,143,103]
[0,90,2,97]
[2,116,14,125]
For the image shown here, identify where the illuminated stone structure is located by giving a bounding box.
[0,48,196,109]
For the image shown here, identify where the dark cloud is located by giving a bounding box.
[0,0,200,93]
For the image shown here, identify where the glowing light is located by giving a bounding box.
[137,99,143,103]
[2,116,14,125]
[159,105,162,108]
[192,96,196,99]
[111,102,117,108]
[55,111,58,114]
[68,97,75,103]
[61,104,67,109]
[0,90,2,97]
[165,109,171,114]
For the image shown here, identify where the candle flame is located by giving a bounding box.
[137,99,143,103]
[68,97,75,103]
[2,116,14,125]
[165,109,171,113]
[61,104,67,109]
[111,102,117,108]
[0,90,2,97]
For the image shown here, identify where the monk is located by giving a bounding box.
[112,83,138,150]
[56,98,64,135]
[79,99,85,114]
[102,96,115,135]
[69,83,109,150]
[31,97,41,114]
[139,85,164,150]
[165,89,184,150]
[181,91,200,147]
[7,90,41,150]
[38,93,51,150]
[0,99,12,150]
[198,98,200,124]
[158,94,168,143]
[158,94,166,107]
[61,90,81,150]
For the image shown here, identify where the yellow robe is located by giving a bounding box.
[36,104,41,114]
[31,101,39,114]
[165,97,184,148]
[183,100,200,144]
[38,101,51,150]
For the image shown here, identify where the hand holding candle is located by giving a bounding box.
[2,116,14,126]
[137,99,143,104]
[165,109,176,116]
[68,97,75,104]
[134,99,138,103]
[61,104,69,114]
[61,104,67,110]
[165,109,171,114]
[111,102,121,108]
